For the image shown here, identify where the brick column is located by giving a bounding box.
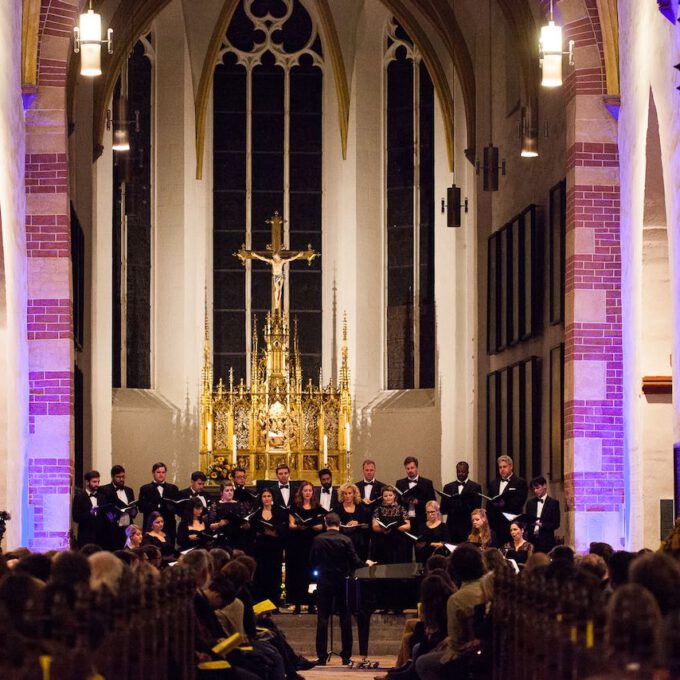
[561,1,624,550]
[24,0,79,550]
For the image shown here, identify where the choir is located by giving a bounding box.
[71,455,563,604]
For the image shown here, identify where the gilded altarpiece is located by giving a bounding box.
[200,213,352,483]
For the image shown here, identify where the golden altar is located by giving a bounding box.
[199,213,352,483]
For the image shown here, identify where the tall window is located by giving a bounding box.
[112,37,154,388]
[384,19,435,390]
[213,0,323,384]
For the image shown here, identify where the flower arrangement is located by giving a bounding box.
[207,455,233,483]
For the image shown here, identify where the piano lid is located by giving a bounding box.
[354,562,422,579]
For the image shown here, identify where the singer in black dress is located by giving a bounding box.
[414,500,451,563]
[177,498,213,551]
[251,488,288,607]
[207,481,251,552]
[141,511,179,564]
[287,481,325,612]
[371,485,411,564]
[336,482,371,560]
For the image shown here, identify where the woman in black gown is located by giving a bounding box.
[414,500,451,563]
[141,511,178,564]
[251,488,288,608]
[371,485,411,564]
[177,498,212,551]
[287,480,324,613]
[336,482,370,560]
[207,481,251,552]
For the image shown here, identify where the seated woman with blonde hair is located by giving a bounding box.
[88,551,124,594]
[414,501,451,563]
[467,508,495,550]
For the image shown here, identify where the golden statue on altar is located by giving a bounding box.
[199,212,353,483]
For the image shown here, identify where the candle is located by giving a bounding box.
[232,434,238,466]
[207,421,213,453]
[345,423,350,452]
[323,434,328,467]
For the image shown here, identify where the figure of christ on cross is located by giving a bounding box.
[235,212,318,314]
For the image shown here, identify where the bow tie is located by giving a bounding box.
[364,481,373,486]
[537,498,545,504]
[89,493,96,498]
[192,491,201,497]
[279,484,289,490]
[154,482,165,488]
[322,488,331,494]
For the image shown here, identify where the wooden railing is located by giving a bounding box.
[492,568,607,680]
[0,568,196,680]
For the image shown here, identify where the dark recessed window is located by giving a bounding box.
[385,19,435,390]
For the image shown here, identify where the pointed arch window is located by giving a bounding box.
[213,0,323,384]
[384,19,435,390]
[112,35,154,389]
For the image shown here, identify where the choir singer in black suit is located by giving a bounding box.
[525,476,560,553]
[71,470,103,548]
[315,468,338,513]
[98,465,138,550]
[485,455,528,546]
[355,459,384,560]
[310,512,374,666]
[138,462,180,546]
[177,470,208,512]
[271,463,300,510]
[396,456,436,535]
[439,462,482,544]
[355,459,385,505]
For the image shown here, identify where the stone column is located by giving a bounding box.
[0,0,29,548]
[23,0,78,550]
[561,1,623,551]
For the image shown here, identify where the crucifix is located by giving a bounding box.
[235,212,319,314]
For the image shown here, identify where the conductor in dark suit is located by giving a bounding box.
[486,455,528,546]
[440,462,482,544]
[310,512,369,666]
[138,462,180,545]
[98,465,138,550]
[525,476,560,553]
[72,470,104,548]
[396,456,436,534]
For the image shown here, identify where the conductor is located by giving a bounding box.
[310,512,373,666]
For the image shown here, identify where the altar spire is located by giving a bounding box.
[200,213,352,483]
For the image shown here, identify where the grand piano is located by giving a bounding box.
[347,562,423,657]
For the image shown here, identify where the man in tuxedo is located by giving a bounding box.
[231,467,258,510]
[355,459,385,507]
[138,462,180,545]
[178,471,209,512]
[98,465,138,550]
[525,476,560,553]
[271,463,299,510]
[396,456,436,534]
[315,468,338,513]
[486,455,528,545]
[72,470,104,548]
[440,462,482,544]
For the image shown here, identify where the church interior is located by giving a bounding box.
[0,0,679,558]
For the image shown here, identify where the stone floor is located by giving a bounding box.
[299,656,397,679]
